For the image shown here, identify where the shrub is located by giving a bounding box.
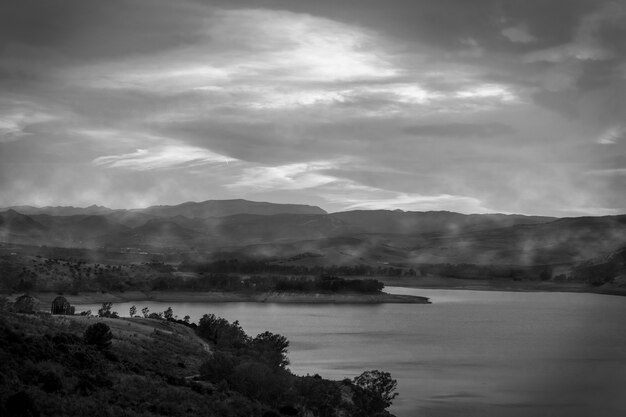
[39,370,63,393]
[229,361,288,405]
[199,351,239,383]
[83,323,113,350]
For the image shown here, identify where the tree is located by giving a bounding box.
[141,307,149,318]
[352,370,398,414]
[129,305,137,317]
[163,306,174,320]
[250,331,290,369]
[98,302,118,318]
[183,315,191,324]
[84,322,113,350]
[197,314,248,348]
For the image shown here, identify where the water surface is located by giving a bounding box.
[80,288,626,417]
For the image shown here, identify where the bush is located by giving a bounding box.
[83,323,113,350]
[295,375,341,417]
[199,351,239,383]
[229,361,288,405]
[39,370,63,393]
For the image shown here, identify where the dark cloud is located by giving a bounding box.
[0,0,207,60]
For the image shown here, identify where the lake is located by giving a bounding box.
[79,288,626,417]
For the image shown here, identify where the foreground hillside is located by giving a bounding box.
[0,307,397,417]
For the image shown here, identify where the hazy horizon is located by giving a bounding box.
[4,196,626,218]
[1,0,625,217]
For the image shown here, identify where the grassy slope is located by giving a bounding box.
[1,310,391,417]
[0,312,276,417]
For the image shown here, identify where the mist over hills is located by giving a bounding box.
[1,199,625,268]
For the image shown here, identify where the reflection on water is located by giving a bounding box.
[79,288,626,417]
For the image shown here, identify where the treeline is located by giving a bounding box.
[150,274,384,294]
[570,247,626,286]
[417,263,555,281]
[180,259,558,281]
[180,259,412,277]
[195,313,398,416]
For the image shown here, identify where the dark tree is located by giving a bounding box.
[250,331,290,369]
[163,306,174,320]
[98,302,118,318]
[352,370,398,415]
[84,322,113,350]
[197,314,248,348]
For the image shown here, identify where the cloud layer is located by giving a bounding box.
[1,0,625,215]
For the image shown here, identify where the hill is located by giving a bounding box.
[0,210,48,243]
[0,305,397,417]
[1,202,625,270]
[1,205,115,216]
[138,199,327,218]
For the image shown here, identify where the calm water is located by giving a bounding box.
[80,288,626,417]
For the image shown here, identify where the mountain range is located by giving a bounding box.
[1,199,625,267]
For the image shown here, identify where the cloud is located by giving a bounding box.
[404,122,515,138]
[335,191,492,214]
[93,145,236,170]
[524,2,625,64]
[228,160,343,190]
[596,125,625,144]
[502,24,536,44]
[68,8,396,94]
[1,1,625,216]
[586,168,626,176]
[0,100,56,143]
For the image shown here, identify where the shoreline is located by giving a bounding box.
[377,276,626,297]
[3,290,431,305]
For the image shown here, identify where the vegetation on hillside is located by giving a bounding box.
[0,302,399,417]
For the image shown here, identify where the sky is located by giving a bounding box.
[1,0,625,216]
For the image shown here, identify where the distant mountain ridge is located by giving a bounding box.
[2,199,326,218]
[137,199,326,218]
[3,205,115,216]
[1,200,625,268]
